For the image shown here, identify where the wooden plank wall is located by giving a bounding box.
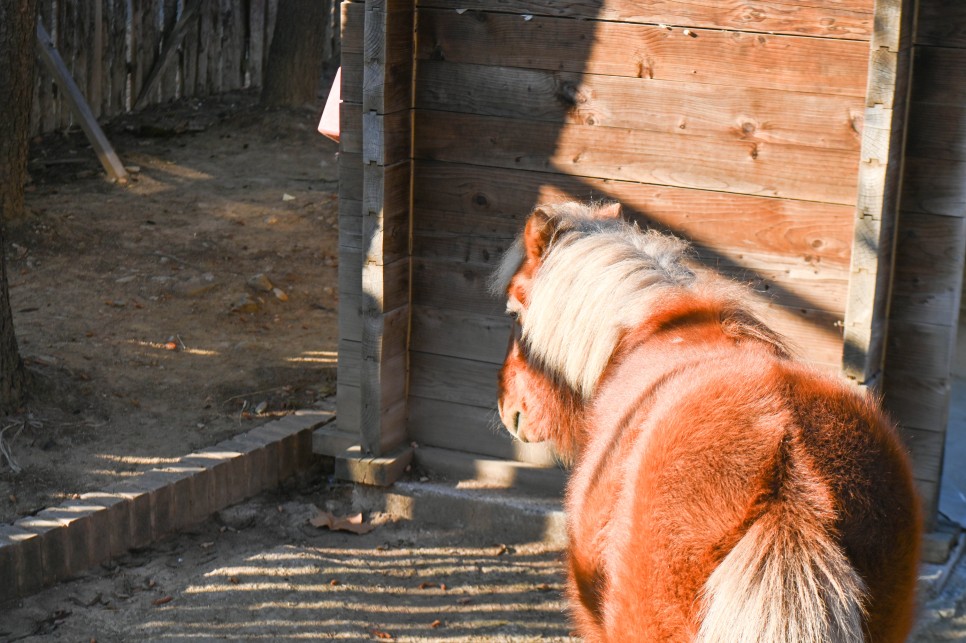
[883,0,966,521]
[29,0,339,136]
[404,0,876,461]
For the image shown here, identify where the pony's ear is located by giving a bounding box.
[596,201,622,220]
[523,207,558,263]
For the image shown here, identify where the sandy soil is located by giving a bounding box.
[2,91,340,525]
[0,477,577,642]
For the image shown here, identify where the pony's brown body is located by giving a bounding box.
[495,203,921,642]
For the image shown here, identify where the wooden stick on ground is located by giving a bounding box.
[35,21,129,184]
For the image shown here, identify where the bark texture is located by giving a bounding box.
[0,0,36,411]
[260,0,327,107]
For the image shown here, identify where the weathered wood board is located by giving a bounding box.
[337,0,964,525]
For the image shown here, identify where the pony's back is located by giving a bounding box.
[594,350,920,642]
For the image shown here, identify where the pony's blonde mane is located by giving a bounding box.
[526,222,694,398]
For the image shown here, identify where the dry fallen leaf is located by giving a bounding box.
[430,619,443,629]
[329,579,341,586]
[152,596,173,606]
[309,508,377,535]
[371,629,393,639]
[229,576,240,585]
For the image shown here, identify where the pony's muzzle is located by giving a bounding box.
[497,400,528,442]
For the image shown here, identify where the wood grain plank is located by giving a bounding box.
[110,0,128,112]
[415,0,874,40]
[363,109,411,165]
[896,425,946,485]
[416,60,864,152]
[339,198,363,251]
[341,52,363,104]
[411,249,849,317]
[408,396,560,465]
[888,210,966,325]
[413,162,853,268]
[839,0,914,385]
[337,381,361,433]
[340,101,362,154]
[412,217,850,317]
[91,0,103,116]
[413,162,856,269]
[411,307,510,364]
[196,0,212,94]
[265,0,279,70]
[338,337,361,388]
[916,0,966,48]
[885,319,956,382]
[883,373,950,433]
[905,102,966,163]
[362,4,413,114]
[410,352,499,408]
[414,110,861,205]
[907,47,966,106]
[249,0,267,87]
[338,152,364,201]
[410,255,846,368]
[417,9,870,97]
[181,0,200,96]
[900,158,966,218]
[339,291,363,342]
[341,0,364,52]
[363,161,411,265]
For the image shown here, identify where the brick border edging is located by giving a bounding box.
[0,411,332,606]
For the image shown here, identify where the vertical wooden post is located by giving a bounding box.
[91,0,103,117]
[359,0,414,456]
[842,0,916,387]
[333,0,365,443]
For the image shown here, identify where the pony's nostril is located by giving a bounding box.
[512,411,521,430]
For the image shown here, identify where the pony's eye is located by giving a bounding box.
[505,296,524,321]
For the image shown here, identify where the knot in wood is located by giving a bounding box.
[555,81,584,108]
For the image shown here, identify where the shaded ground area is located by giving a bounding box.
[2,91,340,524]
[1,476,576,642]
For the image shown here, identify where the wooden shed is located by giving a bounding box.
[317,0,966,527]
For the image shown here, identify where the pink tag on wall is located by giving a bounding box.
[318,67,341,143]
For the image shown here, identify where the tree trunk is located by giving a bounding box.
[0,0,35,411]
[261,0,327,107]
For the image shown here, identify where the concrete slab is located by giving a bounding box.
[941,378,966,526]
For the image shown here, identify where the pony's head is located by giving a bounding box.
[491,202,624,454]
[492,201,791,456]
[492,201,697,454]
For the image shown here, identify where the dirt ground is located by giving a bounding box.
[0,478,577,642]
[2,91,340,525]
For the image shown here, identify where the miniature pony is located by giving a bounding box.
[493,202,921,642]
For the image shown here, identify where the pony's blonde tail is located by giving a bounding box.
[696,505,867,643]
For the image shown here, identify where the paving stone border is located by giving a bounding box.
[0,411,332,606]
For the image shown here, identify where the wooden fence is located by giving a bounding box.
[30,0,340,136]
